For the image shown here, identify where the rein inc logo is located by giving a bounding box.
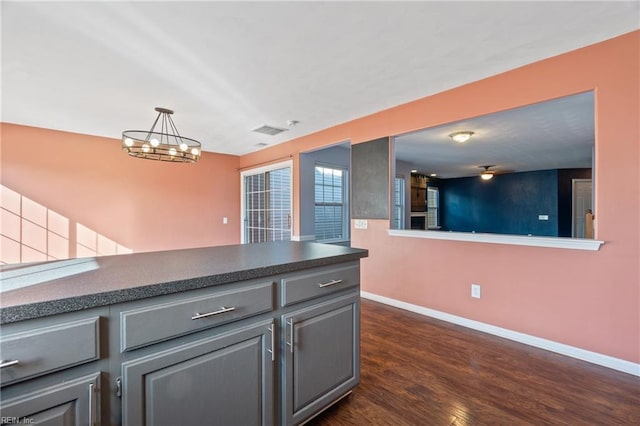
[1,418,34,424]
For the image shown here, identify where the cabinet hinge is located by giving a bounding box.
[115,376,122,398]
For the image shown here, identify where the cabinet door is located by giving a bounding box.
[121,319,275,426]
[0,372,100,426]
[281,292,359,425]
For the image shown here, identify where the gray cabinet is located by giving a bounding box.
[119,281,274,352]
[1,259,362,426]
[121,319,275,426]
[281,292,360,425]
[0,317,102,386]
[0,372,100,426]
[0,310,105,425]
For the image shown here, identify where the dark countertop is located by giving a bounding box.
[0,241,368,324]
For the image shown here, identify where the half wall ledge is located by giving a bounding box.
[387,229,604,251]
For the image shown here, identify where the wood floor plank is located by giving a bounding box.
[308,299,640,425]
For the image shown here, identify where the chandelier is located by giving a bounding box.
[122,107,201,163]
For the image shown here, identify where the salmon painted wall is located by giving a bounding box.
[1,124,240,263]
[240,31,640,364]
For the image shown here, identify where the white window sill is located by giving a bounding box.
[387,229,604,251]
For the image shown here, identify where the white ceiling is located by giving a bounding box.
[2,1,638,156]
[395,91,595,178]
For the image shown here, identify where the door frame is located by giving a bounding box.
[240,160,293,244]
[571,178,593,238]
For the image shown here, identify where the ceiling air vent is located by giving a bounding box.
[252,125,288,136]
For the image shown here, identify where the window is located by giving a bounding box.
[242,163,292,243]
[392,177,405,229]
[315,165,348,242]
[427,187,439,229]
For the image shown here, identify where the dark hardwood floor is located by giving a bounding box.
[309,299,640,425]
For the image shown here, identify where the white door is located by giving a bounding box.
[241,161,292,243]
[572,179,592,238]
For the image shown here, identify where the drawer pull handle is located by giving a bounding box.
[287,320,294,353]
[318,279,343,288]
[191,306,236,320]
[88,383,95,426]
[268,323,275,362]
[0,359,19,369]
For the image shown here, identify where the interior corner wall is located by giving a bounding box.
[299,152,315,239]
[1,123,241,263]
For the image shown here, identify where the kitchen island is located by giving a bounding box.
[0,241,368,425]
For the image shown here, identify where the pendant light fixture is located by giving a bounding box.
[122,107,201,163]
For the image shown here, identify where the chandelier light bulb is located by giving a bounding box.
[150,138,160,147]
[142,144,150,153]
[180,143,188,151]
[169,147,177,156]
[191,148,199,156]
[124,138,134,147]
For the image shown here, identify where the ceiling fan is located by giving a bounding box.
[479,165,496,180]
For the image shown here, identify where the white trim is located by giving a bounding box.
[361,291,639,377]
[291,235,316,242]
[240,159,293,177]
[240,160,293,244]
[387,229,604,251]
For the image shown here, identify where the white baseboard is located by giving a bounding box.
[361,291,640,377]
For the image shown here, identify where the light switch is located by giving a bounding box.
[354,219,368,229]
[223,217,228,224]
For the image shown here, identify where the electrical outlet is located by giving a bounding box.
[471,284,481,299]
[354,219,368,229]
[538,214,549,221]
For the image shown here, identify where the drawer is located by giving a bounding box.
[281,262,360,307]
[120,281,273,352]
[0,317,101,386]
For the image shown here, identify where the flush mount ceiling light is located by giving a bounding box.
[122,107,201,163]
[449,131,474,143]
[479,165,495,180]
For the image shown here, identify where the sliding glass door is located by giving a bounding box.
[242,162,292,243]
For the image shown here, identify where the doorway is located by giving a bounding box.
[241,161,292,243]
[572,178,593,238]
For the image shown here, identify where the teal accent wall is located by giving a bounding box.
[440,169,560,236]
